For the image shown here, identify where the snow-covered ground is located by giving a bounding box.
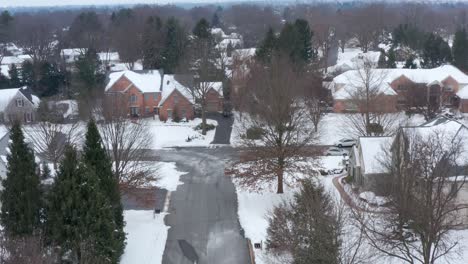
[121,210,169,264]
[233,154,468,264]
[121,161,186,264]
[147,118,217,149]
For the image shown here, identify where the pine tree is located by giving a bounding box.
[422,33,452,68]
[41,162,51,180]
[0,121,42,236]
[0,72,9,89]
[255,27,277,63]
[291,179,340,264]
[162,17,186,74]
[452,28,468,71]
[294,19,314,63]
[142,16,164,69]
[8,64,21,87]
[82,119,125,260]
[193,18,211,39]
[47,146,120,263]
[377,51,387,68]
[387,48,397,68]
[404,56,418,69]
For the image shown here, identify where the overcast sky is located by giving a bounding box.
[0,0,464,7]
[0,0,230,7]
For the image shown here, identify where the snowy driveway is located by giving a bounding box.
[156,147,250,264]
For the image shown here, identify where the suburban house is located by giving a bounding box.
[329,65,468,113]
[348,136,393,194]
[349,116,468,222]
[0,87,40,123]
[104,70,224,120]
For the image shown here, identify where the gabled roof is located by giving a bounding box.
[0,87,39,112]
[204,82,223,97]
[358,137,393,175]
[159,75,194,106]
[105,70,163,93]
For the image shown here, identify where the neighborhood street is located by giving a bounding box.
[153,147,250,264]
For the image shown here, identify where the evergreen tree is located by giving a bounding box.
[47,146,120,263]
[386,48,397,68]
[41,162,51,181]
[162,17,186,74]
[0,121,42,236]
[211,13,221,28]
[255,27,277,63]
[452,28,468,71]
[291,179,340,264]
[142,16,164,69]
[421,33,452,68]
[277,22,301,61]
[20,60,34,87]
[377,51,387,68]
[404,56,418,69]
[294,19,314,63]
[0,73,9,89]
[8,64,21,87]
[82,119,125,259]
[193,18,211,39]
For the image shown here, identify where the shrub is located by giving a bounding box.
[194,123,216,131]
[245,126,264,140]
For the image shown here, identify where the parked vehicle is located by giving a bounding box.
[326,147,348,156]
[334,138,357,148]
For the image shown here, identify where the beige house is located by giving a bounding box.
[0,87,40,123]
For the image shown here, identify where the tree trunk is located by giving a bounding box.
[277,157,284,194]
[201,105,207,136]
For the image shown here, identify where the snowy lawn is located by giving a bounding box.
[234,156,343,264]
[147,118,217,149]
[122,160,186,264]
[121,210,168,264]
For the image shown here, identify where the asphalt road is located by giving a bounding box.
[154,147,250,264]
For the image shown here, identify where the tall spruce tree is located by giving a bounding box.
[421,33,452,68]
[47,146,120,263]
[82,119,125,259]
[8,64,21,87]
[387,48,397,68]
[193,18,211,39]
[452,28,468,71]
[0,121,42,236]
[162,17,186,73]
[255,27,277,63]
[142,16,164,69]
[294,19,314,63]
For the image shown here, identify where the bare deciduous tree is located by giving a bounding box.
[97,95,157,192]
[227,55,317,194]
[343,58,398,137]
[357,130,468,264]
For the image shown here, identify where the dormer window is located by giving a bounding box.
[444,85,454,92]
[16,98,24,107]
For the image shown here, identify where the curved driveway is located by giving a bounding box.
[157,147,250,264]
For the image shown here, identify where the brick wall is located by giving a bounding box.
[159,90,194,121]
[205,88,223,112]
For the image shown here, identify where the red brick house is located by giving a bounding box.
[330,65,468,113]
[105,70,224,120]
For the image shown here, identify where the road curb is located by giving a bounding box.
[246,238,256,264]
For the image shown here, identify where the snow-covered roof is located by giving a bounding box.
[98,52,120,62]
[49,99,79,119]
[334,65,468,87]
[211,27,225,36]
[456,84,468,99]
[401,116,468,164]
[232,48,256,59]
[60,48,85,56]
[1,56,24,65]
[333,65,468,100]
[159,75,194,106]
[0,87,35,112]
[359,136,393,174]
[327,48,381,74]
[1,65,9,77]
[216,38,242,50]
[204,82,223,97]
[333,82,397,100]
[106,70,162,93]
[110,62,143,72]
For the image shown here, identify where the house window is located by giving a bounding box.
[444,85,454,92]
[167,109,173,120]
[154,93,158,100]
[181,109,187,119]
[397,85,407,91]
[144,94,150,101]
[16,98,24,107]
[130,94,137,103]
[145,107,150,114]
[24,112,32,123]
[174,94,179,104]
[130,107,139,116]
